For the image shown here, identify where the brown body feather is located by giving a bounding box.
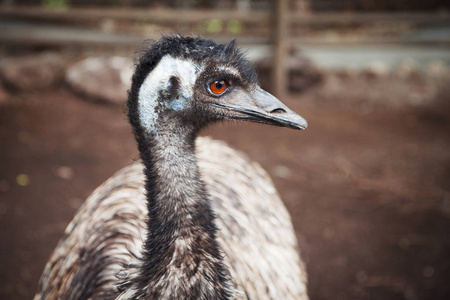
[35,137,307,300]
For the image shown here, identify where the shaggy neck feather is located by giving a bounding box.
[128,121,232,299]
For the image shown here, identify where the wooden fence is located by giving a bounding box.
[1,4,449,95]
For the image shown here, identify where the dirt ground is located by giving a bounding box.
[1,74,450,300]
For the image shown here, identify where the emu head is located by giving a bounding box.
[127,35,307,137]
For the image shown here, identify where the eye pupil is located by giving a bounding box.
[210,80,227,95]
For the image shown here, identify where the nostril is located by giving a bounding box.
[270,108,286,114]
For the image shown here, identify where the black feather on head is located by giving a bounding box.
[130,35,257,93]
[127,34,258,150]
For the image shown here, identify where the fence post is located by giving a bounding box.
[273,0,288,98]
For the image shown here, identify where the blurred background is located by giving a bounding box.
[1,0,450,299]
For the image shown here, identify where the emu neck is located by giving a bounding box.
[137,124,231,299]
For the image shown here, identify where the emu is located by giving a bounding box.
[34,35,309,300]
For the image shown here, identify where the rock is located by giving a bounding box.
[394,58,420,80]
[0,53,63,91]
[288,55,324,93]
[66,56,133,105]
[334,68,357,80]
[361,61,389,78]
[54,166,74,180]
[426,60,448,78]
[256,53,323,94]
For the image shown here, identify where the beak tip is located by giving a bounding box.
[295,116,308,130]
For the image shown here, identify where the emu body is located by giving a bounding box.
[35,35,308,299]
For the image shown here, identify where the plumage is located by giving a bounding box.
[34,35,309,300]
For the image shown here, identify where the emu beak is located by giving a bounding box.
[212,88,308,130]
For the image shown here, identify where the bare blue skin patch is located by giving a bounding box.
[167,97,188,111]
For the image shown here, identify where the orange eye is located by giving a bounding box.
[210,80,227,95]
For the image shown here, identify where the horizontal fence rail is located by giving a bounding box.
[1,7,450,46]
[2,7,450,24]
[1,6,449,95]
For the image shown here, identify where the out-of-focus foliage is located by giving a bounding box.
[42,0,68,10]
[205,19,224,33]
[227,20,243,34]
